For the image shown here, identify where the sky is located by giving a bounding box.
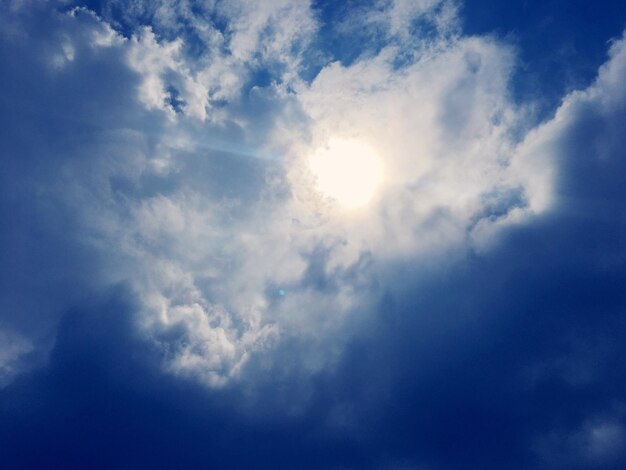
[1,0,626,468]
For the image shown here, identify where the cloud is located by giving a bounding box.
[292,31,526,260]
[0,0,625,412]
[1,1,626,468]
[0,0,570,388]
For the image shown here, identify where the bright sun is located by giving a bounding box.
[308,138,383,209]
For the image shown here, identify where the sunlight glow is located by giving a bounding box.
[308,138,383,209]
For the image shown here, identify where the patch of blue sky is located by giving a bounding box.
[302,0,447,82]
[462,0,626,119]
[306,0,389,71]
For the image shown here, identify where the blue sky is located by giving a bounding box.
[1,1,626,468]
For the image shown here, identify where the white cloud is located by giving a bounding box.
[87,2,532,386]
[511,30,626,217]
[115,0,318,122]
[2,1,626,391]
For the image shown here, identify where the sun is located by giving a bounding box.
[308,138,384,209]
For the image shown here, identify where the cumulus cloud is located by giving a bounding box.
[1,0,624,399]
[0,0,546,387]
[113,0,537,386]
